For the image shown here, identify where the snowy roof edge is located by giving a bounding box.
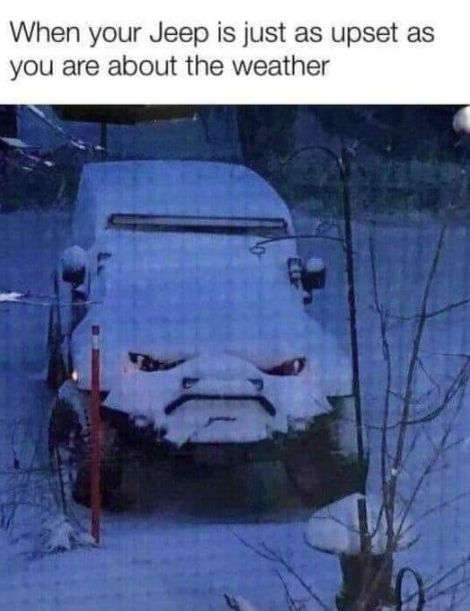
[74,160,293,233]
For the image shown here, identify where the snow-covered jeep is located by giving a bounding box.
[47,160,364,509]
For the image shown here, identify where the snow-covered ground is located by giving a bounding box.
[1,208,469,610]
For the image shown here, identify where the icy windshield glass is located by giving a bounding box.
[107,213,288,237]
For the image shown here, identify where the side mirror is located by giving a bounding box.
[61,245,87,286]
[302,257,326,292]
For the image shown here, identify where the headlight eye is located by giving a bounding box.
[128,352,185,372]
[261,357,306,376]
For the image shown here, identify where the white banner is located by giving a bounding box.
[0,0,468,103]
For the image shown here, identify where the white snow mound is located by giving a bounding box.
[306,493,414,556]
[41,515,96,554]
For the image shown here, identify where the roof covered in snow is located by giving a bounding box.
[72,161,293,247]
[0,137,33,150]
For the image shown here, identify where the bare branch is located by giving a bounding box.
[391,297,470,322]
[394,388,465,548]
[230,529,331,611]
[368,229,394,541]
[387,226,447,538]
[275,569,308,611]
[400,357,470,426]
[425,554,470,600]
[407,488,470,533]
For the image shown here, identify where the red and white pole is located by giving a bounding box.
[90,324,101,544]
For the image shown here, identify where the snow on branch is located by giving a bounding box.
[0,291,24,303]
[0,289,100,307]
[25,105,104,153]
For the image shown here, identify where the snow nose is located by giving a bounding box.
[181,376,264,391]
[164,354,273,417]
[185,351,261,380]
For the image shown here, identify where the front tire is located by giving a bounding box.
[73,418,128,511]
[283,413,365,509]
[49,399,127,511]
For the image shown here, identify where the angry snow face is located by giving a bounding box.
[69,231,351,444]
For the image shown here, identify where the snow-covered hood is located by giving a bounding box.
[74,233,349,384]
[70,231,352,442]
[77,231,315,363]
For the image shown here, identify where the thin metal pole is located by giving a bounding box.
[339,148,370,558]
[282,143,369,494]
[340,150,366,478]
[339,150,373,611]
[90,324,101,544]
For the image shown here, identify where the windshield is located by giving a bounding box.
[107,213,288,238]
